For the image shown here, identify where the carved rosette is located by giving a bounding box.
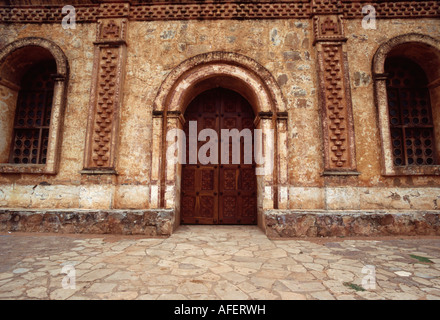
[83,17,127,172]
[313,12,357,173]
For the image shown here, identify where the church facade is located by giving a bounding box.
[0,0,439,237]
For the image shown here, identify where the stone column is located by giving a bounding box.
[82,13,128,174]
[276,112,289,209]
[163,110,185,211]
[150,111,164,209]
[312,3,358,175]
[373,72,394,175]
[254,112,275,211]
[46,74,68,174]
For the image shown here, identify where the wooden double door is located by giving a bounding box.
[180,88,257,225]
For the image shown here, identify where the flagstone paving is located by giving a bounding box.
[0,225,440,300]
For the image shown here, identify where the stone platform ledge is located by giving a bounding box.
[264,209,440,238]
[0,208,174,236]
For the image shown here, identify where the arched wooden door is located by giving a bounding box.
[180,88,257,225]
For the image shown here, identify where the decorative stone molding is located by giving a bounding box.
[313,14,347,45]
[153,51,286,115]
[0,37,69,174]
[311,0,342,15]
[317,43,357,171]
[312,12,357,174]
[342,0,440,19]
[372,33,440,76]
[373,33,440,176]
[0,1,437,23]
[95,18,128,45]
[130,1,311,20]
[97,2,130,19]
[0,37,68,79]
[83,17,127,173]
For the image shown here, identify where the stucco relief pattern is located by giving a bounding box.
[91,48,118,168]
[322,44,349,168]
[0,1,438,23]
[0,1,439,236]
[313,13,357,172]
[84,17,127,171]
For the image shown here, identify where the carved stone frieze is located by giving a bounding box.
[0,1,438,23]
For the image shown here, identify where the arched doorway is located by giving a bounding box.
[180,87,257,225]
[150,52,288,233]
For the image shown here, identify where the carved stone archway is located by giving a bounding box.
[150,52,288,231]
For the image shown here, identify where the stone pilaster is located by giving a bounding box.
[312,1,358,174]
[83,6,129,173]
[276,111,289,209]
[254,112,275,210]
[163,110,185,210]
[150,111,164,209]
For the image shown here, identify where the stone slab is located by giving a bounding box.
[0,209,174,236]
[265,210,440,238]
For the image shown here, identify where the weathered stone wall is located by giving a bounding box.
[0,13,439,222]
[0,208,173,236]
[0,22,98,208]
[265,210,440,238]
[0,18,318,211]
[347,18,440,187]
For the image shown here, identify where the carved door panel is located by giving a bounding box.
[181,88,257,225]
[181,166,218,224]
[218,89,257,225]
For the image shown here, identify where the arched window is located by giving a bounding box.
[10,61,56,165]
[0,38,68,174]
[373,33,440,176]
[386,57,436,167]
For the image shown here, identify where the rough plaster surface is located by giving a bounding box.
[0,15,439,236]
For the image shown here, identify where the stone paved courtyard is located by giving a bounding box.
[0,225,439,300]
